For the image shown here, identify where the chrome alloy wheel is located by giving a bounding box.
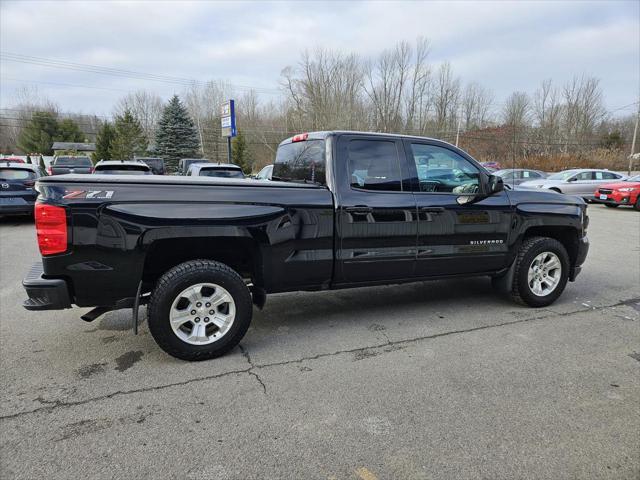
[527,252,562,297]
[169,283,236,345]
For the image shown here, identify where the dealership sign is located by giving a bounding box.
[220,100,237,138]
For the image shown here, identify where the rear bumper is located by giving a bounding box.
[570,235,589,281]
[22,262,72,310]
[0,198,35,215]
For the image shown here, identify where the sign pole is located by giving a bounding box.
[220,99,237,164]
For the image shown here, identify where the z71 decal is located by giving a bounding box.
[63,190,115,199]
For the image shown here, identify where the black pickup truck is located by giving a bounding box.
[23,131,589,360]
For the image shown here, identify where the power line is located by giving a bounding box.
[1,76,130,93]
[0,51,283,95]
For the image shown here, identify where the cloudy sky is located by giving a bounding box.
[1,0,638,117]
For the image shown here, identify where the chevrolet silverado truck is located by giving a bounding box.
[23,131,589,360]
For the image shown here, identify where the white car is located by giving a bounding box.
[519,169,626,200]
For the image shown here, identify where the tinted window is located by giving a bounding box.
[274,140,325,184]
[600,172,619,180]
[522,170,540,178]
[347,139,401,191]
[54,156,92,166]
[199,169,244,178]
[410,144,480,194]
[0,168,36,180]
[96,169,151,175]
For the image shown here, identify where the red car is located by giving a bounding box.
[593,174,640,210]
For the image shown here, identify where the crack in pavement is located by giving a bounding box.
[239,344,267,395]
[2,297,636,421]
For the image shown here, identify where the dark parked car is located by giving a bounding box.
[23,131,589,361]
[494,168,547,189]
[0,162,43,216]
[48,156,93,175]
[135,157,165,175]
[178,158,209,175]
[94,160,152,175]
[186,163,244,178]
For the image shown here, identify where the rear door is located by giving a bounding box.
[405,140,512,277]
[334,135,418,284]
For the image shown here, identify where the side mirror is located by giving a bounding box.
[488,174,504,194]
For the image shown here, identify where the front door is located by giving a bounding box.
[405,141,513,277]
[334,135,418,284]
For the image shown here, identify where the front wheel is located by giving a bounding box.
[510,236,570,307]
[148,260,253,361]
[604,203,619,208]
[634,197,640,211]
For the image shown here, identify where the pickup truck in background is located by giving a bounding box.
[48,155,94,175]
[23,131,589,360]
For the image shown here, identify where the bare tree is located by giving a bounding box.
[502,91,530,128]
[433,62,461,136]
[462,82,494,131]
[114,90,163,145]
[562,75,606,148]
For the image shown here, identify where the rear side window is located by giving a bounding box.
[0,168,36,180]
[274,139,325,184]
[348,139,401,191]
[54,156,92,166]
[600,172,619,180]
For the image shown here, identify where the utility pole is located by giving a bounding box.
[195,114,205,157]
[629,101,639,176]
[455,107,462,147]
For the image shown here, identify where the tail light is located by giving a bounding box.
[35,204,68,255]
[292,133,308,142]
[47,166,52,175]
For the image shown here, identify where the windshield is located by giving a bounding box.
[547,170,578,181]
[54,156,92,166]
[273,139,325,184]
[95,165,150,174]
[0,168,36,180]
[95,169,151,175]
[199,168,244,178]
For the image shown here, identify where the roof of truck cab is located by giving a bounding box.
[37,173,324,188]
[278,130,452,146]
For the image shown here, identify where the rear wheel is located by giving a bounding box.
[604,203,619,208]
[148,260,252,361]
[509,236,569,307]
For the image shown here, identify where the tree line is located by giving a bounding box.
[1,39,637,172]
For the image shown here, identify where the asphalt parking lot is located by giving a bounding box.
[0,204,639,480]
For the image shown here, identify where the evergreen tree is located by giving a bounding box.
[57,118,84,143]
[109,110,148,160]
[17,111,59,154]
[155,95,200,169]
[94,122,116,162]
[232,130,250,172]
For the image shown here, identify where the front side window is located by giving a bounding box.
[410,144,480,194]
[575,172,592,181]
[347,139,402,192]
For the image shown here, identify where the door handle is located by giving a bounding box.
[345,206,373,215]
[420,206,445,213]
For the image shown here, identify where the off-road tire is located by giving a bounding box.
[148,260,252,361]
[510,236,570,307]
